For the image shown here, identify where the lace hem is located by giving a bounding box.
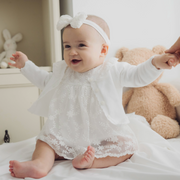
[37,134,138,160]
[94,150,137,159]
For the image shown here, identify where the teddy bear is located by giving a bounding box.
[0,29,23,68]
[116,45,180,139]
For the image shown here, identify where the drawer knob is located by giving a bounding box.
[4,130,10,143]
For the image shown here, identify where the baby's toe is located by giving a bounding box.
[86,153,91,159]
[90,146,95,152]
[11,172,15,177]
[9,161,14,166]
[84,156,90,162]
[86,151,92,157]
[88,146,95,151]
[89,149,95,156]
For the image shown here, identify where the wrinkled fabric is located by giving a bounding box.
[1,116,180,180]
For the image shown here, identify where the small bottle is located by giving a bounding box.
[4,130,10,143]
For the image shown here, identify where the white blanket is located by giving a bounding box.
[0,116,180,180]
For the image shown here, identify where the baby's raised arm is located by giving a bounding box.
[9,51,28,69]
[10,51,52,90]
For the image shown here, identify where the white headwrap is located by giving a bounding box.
[56,12,110,46]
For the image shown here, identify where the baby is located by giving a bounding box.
[8,12,179,179]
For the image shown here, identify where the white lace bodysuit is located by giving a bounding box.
[37,63,138,159]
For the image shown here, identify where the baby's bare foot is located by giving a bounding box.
[72,146,95,169]
[9,160,48,179]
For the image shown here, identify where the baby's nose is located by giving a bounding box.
[69,48,78,56]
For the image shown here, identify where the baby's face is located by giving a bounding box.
[63,24,104,73]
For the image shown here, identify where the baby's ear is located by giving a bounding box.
[101,44,109,56]
[115,47,129,62]
[152,45,166,55]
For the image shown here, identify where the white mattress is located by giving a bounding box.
[0,116,180,180]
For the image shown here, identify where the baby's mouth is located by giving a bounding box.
[71,59,82,64]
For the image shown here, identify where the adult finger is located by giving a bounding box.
[165,48,178,54]
[175,50,180,60]
[165,37,180,53]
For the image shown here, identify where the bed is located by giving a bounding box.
[0,116,180,180]
[1,68,180,180]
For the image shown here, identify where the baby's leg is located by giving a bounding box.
[55,153,67,160]
[9,140,55,179]
[91,153,133,168]
[72,146,132,169]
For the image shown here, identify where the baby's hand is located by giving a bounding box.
[152,53,179,70]
[9,51,28,69]
[167,50,180,67]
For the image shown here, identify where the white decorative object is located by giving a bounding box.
[56,12,87,30]
[56,12,110,46]
[0,61,8,69]
[0,29,23,68]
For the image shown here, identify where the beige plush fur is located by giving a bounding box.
[116,45,180,139]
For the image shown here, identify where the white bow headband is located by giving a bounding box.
[56,12,110,46]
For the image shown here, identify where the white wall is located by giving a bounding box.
[72,0,180,59]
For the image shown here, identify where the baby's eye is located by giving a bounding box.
[79,43,86,47]
[64,45,71,48]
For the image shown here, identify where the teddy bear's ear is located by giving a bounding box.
[152,45,166,55]
[115,47,129,62]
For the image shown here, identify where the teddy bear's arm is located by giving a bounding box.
[122,88,134,108]
[155,83,180,107]
[0,51,6,62]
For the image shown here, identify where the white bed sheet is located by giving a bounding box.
[0,116,180,180]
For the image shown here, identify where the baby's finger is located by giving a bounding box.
[10,57,16,61]
[168,57,179,68]
[164,62,172,69]
[8,62,16,67]
[168,58,175,66]
[12,53,19,58]
[15,51,23,57]
[12,52,20,58]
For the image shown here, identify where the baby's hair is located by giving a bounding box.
[86,15,110,40]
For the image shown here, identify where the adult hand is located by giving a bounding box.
[165,37,180,54]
